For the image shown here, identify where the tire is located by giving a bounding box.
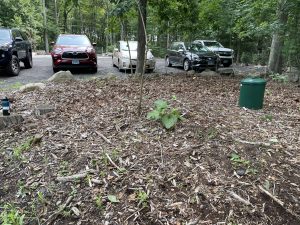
[165,57,172,67]
[183,59,190,71]
[24,51,33,69]
[53,68,59,73]
[6,55,20,76]
[91,67,98,73]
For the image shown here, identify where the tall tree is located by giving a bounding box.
[136,0,147,75]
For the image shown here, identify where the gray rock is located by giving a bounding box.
[187,70,196,76]
[35,104,55,116]
[48,70,74,82]
[201,69,219,76]
[0,114,24,130]
[218,68,235,76]
[19,83,46,92]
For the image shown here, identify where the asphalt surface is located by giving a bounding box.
[0,55,183,89]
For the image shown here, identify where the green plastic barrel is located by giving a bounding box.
[239,78,267,110]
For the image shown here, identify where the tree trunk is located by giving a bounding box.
[268,0,288,73]
[136,0,147,75]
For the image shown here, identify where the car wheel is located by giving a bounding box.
[6,55,20,76]
[183,59,190,71]
[165,57,172,67]
[53,68,59,73]
[91,67,98,73]
[24,51,33,69]
[112,56,116,67]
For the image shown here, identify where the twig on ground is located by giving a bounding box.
[45,195,73,225]
[105,153,121,170]
[56,169,97,182]
[258,185,300,220]
[233,137,270,146]
[227,190,254,207]
[95,131,113,145]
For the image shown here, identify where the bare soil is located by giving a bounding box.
[0,73,299,225]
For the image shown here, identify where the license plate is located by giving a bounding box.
[72,59,80,64]
[208,61,214,65]
[223,60,228,63]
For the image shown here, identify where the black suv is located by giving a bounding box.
[0,28,32,76]
[165,42,219,71]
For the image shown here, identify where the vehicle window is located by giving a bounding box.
[56,35,91,46]
[12,30,22,40]
[170,43,177,50]
[203,41,222,48]
[190,43,209,52]
[0,30,11,42]
[20,31,28,41]
[120,42,137,51]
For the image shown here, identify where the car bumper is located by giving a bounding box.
[191,59,218,69]
[119,59,156,70]
[0,50,12,68]
[52,58,97,69]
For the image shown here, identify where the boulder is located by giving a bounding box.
[0,114,24,130]
[200,69,219,76]
[19,83,46,92]
[218,68,235,76]
[35,104,55,116]
[48,70,74,82]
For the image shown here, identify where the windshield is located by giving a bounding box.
[56,35,91,46]
[0,30,11,43]
[203,41,223,48]
[190,43,210,52]
[120,42,138,51]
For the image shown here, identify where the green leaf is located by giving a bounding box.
[147,110,161,120]
[107,195,119,203]
[161,114,178,129]
[154,100,168,110]
[230,153,240,161]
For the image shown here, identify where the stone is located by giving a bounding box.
[19,83,46,92]
[35,104,55,116]
[0,114,24,130]
[48,70,74,82]
[218,68,235,76]
[200,69,219,76]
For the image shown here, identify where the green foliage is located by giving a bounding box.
[13,137,34,160]
[0,204,25,225]
[136,190,149,207]
[147,99,183,129]
[95,195,104,210]
[230,153,250,166]
[107,195,119,203]
[269,73,289,83]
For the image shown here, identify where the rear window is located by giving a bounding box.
[0,29,11,42]
[56,35,91,46]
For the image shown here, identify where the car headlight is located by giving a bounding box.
[0,43,12,51]
[54,48,63,54]
[86,47,95,53]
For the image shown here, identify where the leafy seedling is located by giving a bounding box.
[147,99,184,129]
[0,204,25,225]
[107,195,119,203]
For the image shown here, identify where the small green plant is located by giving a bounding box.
[12,137,34,160]
[59,161,70,176]
[136,190,149,207]
[230,153,250,166]
[147,99,184,129]
[0,204,25,225]
[37,191,45,204]
[16,182,29,199]
[269,73,288,83]
[107,195,119,203]
[95,195,104,210]
[262,114,273,122]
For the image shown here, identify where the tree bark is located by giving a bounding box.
[268,0,288,73]
[136,0,147,75]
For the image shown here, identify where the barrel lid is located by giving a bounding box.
[241,77,266,84]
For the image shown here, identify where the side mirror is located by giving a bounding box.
[92,42,97,47]
[50,41,55,46]
[15,37,23,42]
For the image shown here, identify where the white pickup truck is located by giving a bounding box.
[194,40,234,67]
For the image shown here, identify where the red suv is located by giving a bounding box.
[51,34,97,73]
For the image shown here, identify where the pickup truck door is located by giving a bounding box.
[12,30,26,59]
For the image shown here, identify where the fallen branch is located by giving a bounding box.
[105,153,121,170]
[227,190,254,207]
[96,131,113,145]
[45,195,73,225]
[233,137,270,146]
[56,169,97,182]
[258,185,300,220]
